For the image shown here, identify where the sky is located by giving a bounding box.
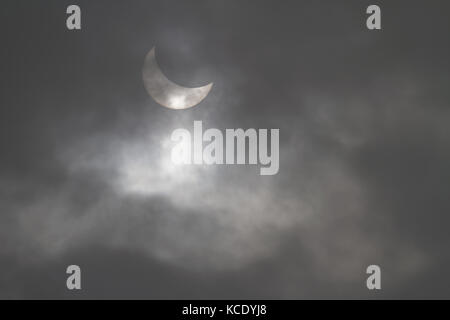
[1,0,450,299]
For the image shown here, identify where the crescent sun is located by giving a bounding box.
[142,47,213,110]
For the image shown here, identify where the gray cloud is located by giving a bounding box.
[1,0,450,298]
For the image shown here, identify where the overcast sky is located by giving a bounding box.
[1,0,450,299]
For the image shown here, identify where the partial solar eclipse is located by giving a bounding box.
[142,47,213,110]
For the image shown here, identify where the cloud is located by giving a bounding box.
[1,0,450,298]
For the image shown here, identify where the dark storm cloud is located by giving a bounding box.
[1,0,450,298]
